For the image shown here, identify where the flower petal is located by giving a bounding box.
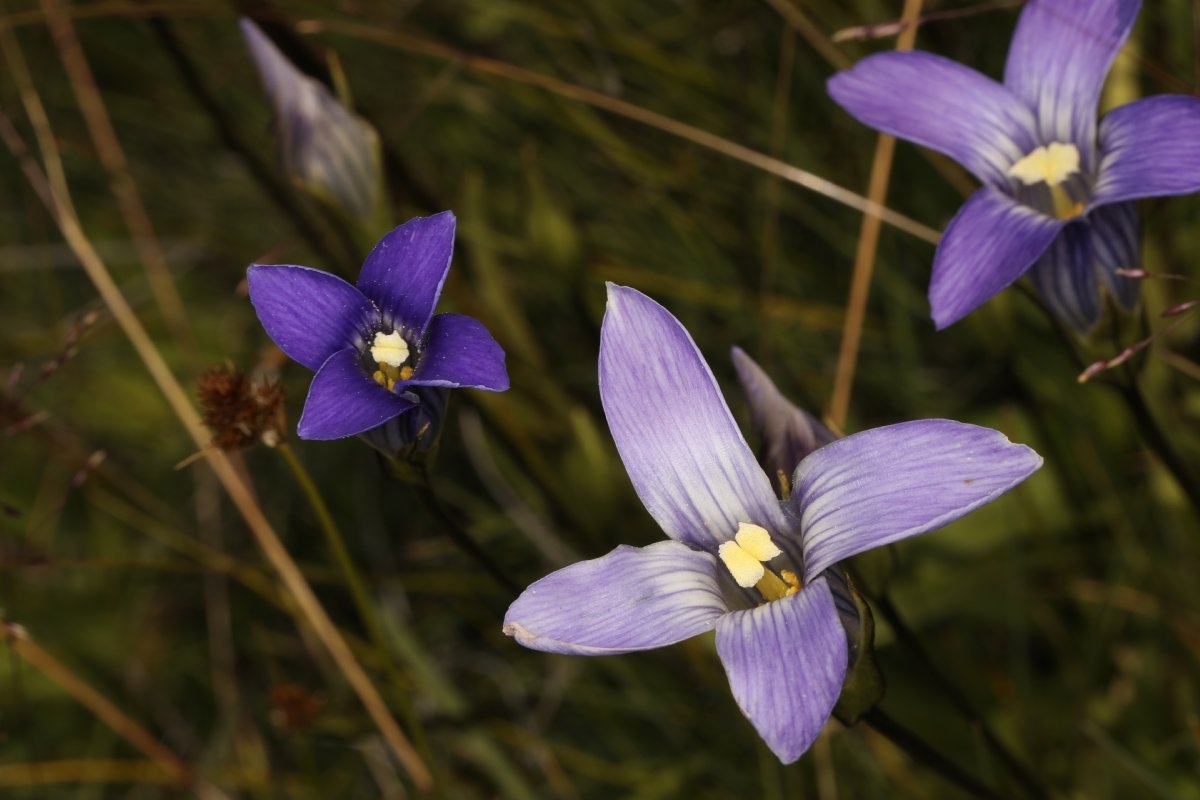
[1090,202,1140,309]
[599,285,791,554]
[1093,95,1200,205]
[297,347,414,440]
[247,264,376,371]
[790,420,1043,581]
[1028,223,1101,332]
[1003,0,1140,164]
[355,212,456,335]
[359,386,449,455]
[401,313,509,391]
[503,541,727,655]
[731,347,836,482]
[929,188,1065,329]
[828,51,1037,187]
[715,578,846,764]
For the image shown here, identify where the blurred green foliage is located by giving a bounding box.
[2,0,1199,797]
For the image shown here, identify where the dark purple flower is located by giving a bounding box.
[247,212,508,440]
[828,0,1200,331]
[503,285,1042,762]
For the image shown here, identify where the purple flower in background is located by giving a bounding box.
[241,19,383,221]
[503,285,1041,762]
[247,212,508,440]
[828,0,1200,331]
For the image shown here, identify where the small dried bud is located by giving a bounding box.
[269,683,323,731]
[197,366,285,451]
[1161,301,1196,318]
[71,450,106,489]
[1114,268,1150,279]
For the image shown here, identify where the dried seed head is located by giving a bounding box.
[197,366,285,450]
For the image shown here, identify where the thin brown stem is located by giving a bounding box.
[296,18,940,245]
[2,621,230,799]
[0,106,432,791]
[40,0,197,358]
[827,0,924,429]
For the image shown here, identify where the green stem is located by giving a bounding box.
[1022,286,1200,519]
[275,441,444,797]
[1114,372,1200,519]
[863,708,1007,800]
[147,17,361,277]
[405,463,520,595]
[870,592,1048,800]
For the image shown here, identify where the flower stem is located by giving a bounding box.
[0,103,430,790]
[412,464,521,596]
[1114,372,1200,518]
[275,441,443,797]
[863,707,1007,800]
[1023,287,1200,519]
[869,591,1049,799]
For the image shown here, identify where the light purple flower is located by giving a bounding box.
[241,19,383,221]
[828,0,1200,331]
[247,212,508,440]
[503,285,1042,762]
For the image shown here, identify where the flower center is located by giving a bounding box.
[717,523,801,602]
[1007,142,1086,220]
[369,330,413,392]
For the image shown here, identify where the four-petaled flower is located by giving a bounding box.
[503,284,1042,762]
[829,0,1200,331]
[247,212,509,440]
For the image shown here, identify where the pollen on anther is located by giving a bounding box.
[718,540,766,588]
[370,330,410,368]
[734,523,782,562]
[1007,142,1080,187]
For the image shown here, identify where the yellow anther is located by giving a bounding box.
[734,523,782,562]
[1008,142,1080,187]
[370,330,410,368]
[719,523,799,603]
[718,540,765,588]
[399,365,414,380]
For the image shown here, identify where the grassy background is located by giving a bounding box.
[2,0,1200,797]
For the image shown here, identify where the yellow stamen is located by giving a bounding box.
[734,522,782,562]
[755,569,803,602]
[1007,142,1080,187]
[718,540,765,588]
[755,570,790,602]
[1048,185,1085,220]
[776,469,792,500]
[718,523,802,603]
[370,330,410,368]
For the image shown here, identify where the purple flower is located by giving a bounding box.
[828,0,1200,331]
[240,19,383,221]
[503,285,1042,762]
[731,346,836,484]
[247,212,508,440]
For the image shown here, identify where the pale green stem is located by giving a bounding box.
[274,441,444,797]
